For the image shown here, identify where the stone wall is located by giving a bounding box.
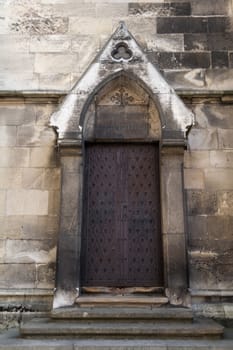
[0,97,60,311]
[184,96,233,295]
[0,0,233,313]
[0,0,232,91]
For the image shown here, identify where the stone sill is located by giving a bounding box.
[0,289,54,297]
[190,289,233,297]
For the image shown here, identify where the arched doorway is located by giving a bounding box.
[80,74,163,290]
[50,22,194,308]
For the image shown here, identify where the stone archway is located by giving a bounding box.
[50,22,194,308]
[80,74,163,291]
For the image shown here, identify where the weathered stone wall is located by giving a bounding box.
[0,0,233,312]
[0,0,232,91]
[0,97,60,310]
[184,97,233,294]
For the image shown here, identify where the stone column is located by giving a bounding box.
[53,146,83,309]
[161,146,189,305]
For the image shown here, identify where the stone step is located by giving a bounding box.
[75,295,169,307]
[1,329,233,350]
[20,317,224,340]
[51,306,193,322]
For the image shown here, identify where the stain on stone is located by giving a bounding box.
[128,3,191,17]
[187,190,218,215]
[10,11,68,34]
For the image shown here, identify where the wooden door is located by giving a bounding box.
[81,143,163,287]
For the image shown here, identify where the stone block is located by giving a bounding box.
[157,17,208,34]
[186,190,218,215]
[22,168,44,190]
[188,33,233,51]
[34,53,77,74]
[193,104,233,129]
[149,51,211,69]
[6,189,49,216]
[0,190,6,216]
[0,168,22,189]
[0,147,30,168]
[71,35,99,73]
[9,13,68,35]
[60,172,79,216]
[39,73,72,90]
[0,215,58,240]
[184,169,205,189]
[69,17,112,36]
[184,33,208,51]
[189,258,219,290]
[146,34,184,52]
[205,169,233,190]
[164,69,206,89]
[0,240,4,263]
[218,191,233,215]
[212,51,229,68]
[210,150,233,168]
[0,264,36,288]
[184,150,210,168]
[205,68,233,90]
[46,2,96,17]
[190,237,233,255]
[187,215,207,240]
[37,262,56,289]
[207,215,233,240]
[62,156,80,173]
[0,53,34,74]
[22,215,59,240]
[0,216,23,239]
[17,125,56,147]
[161,168,184,234]
[191,0,232,16]
[224,304,233,318]
[0,126,17,146]
[29,147,57,168]
[0,16,8,35]
[5,239,55,264]
[96,3,128,17]
[230,52,233,68]
[190,248,233,289]
[35,103,57,126]
[0,72,39,91]
[164,233,187,288]
[188,128,218,150]
[129,2,191,16]
[43,168,61,190]
[218,129,233,149]
[48,190,60,216]
[208,16,231,33]
[0,34,29,52]
[30,34,71,53]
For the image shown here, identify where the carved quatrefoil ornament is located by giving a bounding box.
[111,42,133,62]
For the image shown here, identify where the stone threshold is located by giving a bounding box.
[75,294,168,307]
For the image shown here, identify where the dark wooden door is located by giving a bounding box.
[81,143,163,287]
